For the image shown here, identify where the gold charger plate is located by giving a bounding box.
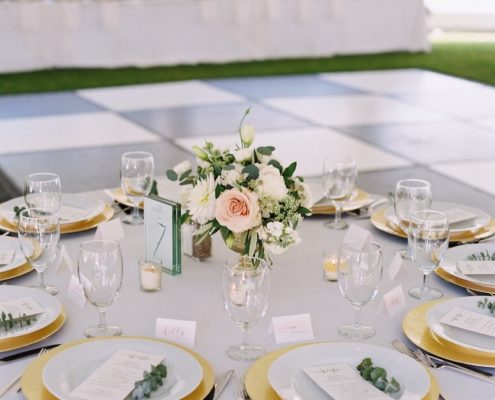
[21,336,215,400]
[245,342,440,400]
[0,308,66,352]
[0,261,32,282]
[311,188,369,215]
[114,187,144,210]
[0,205,114,235]
[371,209,495,243]
[403,300,495,367]
[435,267,495,295]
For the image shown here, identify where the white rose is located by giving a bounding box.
[234,148,253,162]
[173,160,191,176]
[255,164,288,201]
[296,180,313,209]
[240,124,255,147]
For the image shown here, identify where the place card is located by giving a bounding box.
[94,219,125,242]
[55,245,75,274]
[376,285,407,318]
[67,275,87,308]
[457,261,495,275]
[0,249,15,266]
[70,348,165,400]
[439,307,495,338]
[343,224,373,250]
[271,313,314,344]
[155,317,196,348]
[0,296,44,318]
[303,363,390,400]
[445,208,478,225]
[387,252,407,281]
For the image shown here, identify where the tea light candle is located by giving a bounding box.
[322,251,338,281]
[139,259,162,292]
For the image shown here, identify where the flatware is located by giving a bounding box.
[0,343,59,365]
[235,369,250,400]
[213,369,233,400]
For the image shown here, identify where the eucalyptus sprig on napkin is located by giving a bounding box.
[357,358,401,397]
[467,250,495,261]
[131,363,167,400]
[478,298,495,315]
[13,206,26,218]
[0,311,36,332]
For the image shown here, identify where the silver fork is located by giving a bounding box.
[235,369,250,400]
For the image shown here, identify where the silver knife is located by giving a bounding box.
[213,369,233,400]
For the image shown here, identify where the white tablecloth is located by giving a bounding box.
[0,0,429,73]
[0,189,494,400]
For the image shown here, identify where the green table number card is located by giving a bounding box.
[144,195,181,275]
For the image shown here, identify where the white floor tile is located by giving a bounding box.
[320,69,482,94]
[0,112,159,155]
[263,94,447,127]
[77,81,245,112]
[175,126,411,177]
[431,161,495,196]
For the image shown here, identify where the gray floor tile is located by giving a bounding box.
[0,93,104,119]
[206,75,360,99]
[123,103,309,139]
[339,121,495,164]
[0,141,193,195]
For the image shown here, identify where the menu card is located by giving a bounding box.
[0,249,15,266]
[70,349,165,400]
[0,296,44,317]
[303,364,390,400]
[439,307,495,338]
[457,261,495,275]
[445,208,477,225]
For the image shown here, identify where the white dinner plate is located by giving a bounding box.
[0,236,26,273]
[384,201,491,234]
[441,243,495,287]
[42,338,203,400]
[426,296,495,354]
[268,342,430,400]
[0,285,62,340]
[0,194,105,226]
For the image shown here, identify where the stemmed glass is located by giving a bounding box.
[222,256,270,361]
[18,208,60,295]
[77,240,123,337]
[24,173,62,211]
[322,156,357,230]
[337,240,383,339]
[408,210,449,300]
[120,152,155,225]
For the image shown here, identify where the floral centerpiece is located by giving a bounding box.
[166,109,312,262]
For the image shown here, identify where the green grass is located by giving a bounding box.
[1,41,494,95]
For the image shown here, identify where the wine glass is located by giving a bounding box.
[337,240,383,339]
[120,152,154,225]
[322,156,357,230]
[24,173,62,211]
[394,179,432,259]
[408,210,449,300]
[222,256,270,361]
[77,240,123,337]
[18,208,60,295]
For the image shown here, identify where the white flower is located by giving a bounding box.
[179,184,192,208]
[187,174,216,224]
[197,158,210,168]
[295,179,313,209]
[240,124,255,147]
[266,221,284,238]
[173,160,191,176]
[218,165,242,187]
[234,148,253,163]
[255,164,288,201]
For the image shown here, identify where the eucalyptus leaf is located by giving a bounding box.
[242,164,259,181]
[283,161,297,178]
[166,170,178,181]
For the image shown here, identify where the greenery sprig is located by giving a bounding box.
[0,311,36,332]
[131,363,167,400]
[478,298,495,315]
[13,206,26,218]
[357,358,401,396]
[467,250,495,261]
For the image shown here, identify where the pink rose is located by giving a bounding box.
[215,188,261,233]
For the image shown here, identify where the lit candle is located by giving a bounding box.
[322,251,338,281]
[139,259,162,292]
[229,282,247,306]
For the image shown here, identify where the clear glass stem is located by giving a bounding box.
[37,270,46,290]
[97,308,107,332]
[420,272,430,296]
[334,203,342,225]
[352,306,362,328]
[240,325,250,349]
[131,205,140,220]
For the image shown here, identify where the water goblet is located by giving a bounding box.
[337,240,383,339]
[322,156,357,230]
[222,256,270,361]
[18,208,60,295]
[77,240,123,337]
[120,152,154,225]
[24,172,62,211]
[408,210,449,300]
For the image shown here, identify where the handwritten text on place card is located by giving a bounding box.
[0,249,15,266]
[271,313,314,344]
[67,275,86,308]
[70,349,164,400]
[457,261,495,275]
[0,296,44,317]
[439,307,495,338]
[376,285,407,319]
[155,318,196,348]
[303,364,390,400]
[94,219,125,242]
